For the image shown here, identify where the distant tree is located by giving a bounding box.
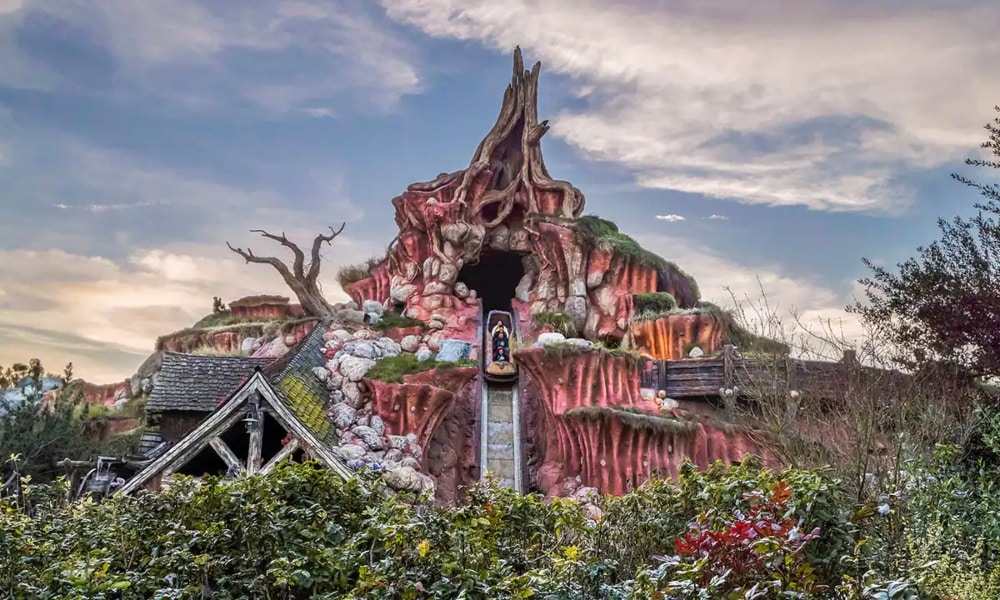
[227,225,345,319]
[853,106,1000,377]
[212,296,227,314]
[0,360,103,483]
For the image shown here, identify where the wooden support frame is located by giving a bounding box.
[209,438,245,472]
[261,438,300,475]
[119,371,353,494]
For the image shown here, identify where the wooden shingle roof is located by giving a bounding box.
[145,353,273,413]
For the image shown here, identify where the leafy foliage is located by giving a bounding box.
[1,361,140,483]
[634,292,678,314]
[854,106,1000,377]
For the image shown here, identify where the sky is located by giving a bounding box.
[0,0,997,382]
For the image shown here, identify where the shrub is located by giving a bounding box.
[633,292,677,315]
[370,311,426,332]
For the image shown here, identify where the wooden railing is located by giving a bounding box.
[640,346,901,399]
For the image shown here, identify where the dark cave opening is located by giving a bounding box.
[457,251,525,315]
[175,411,290,477]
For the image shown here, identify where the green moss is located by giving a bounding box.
[578,215,668,270]
[371,311,426,332]
[277,371,331,442]
[634,292,677,314]
[336,256,385,289]
[539,340,644,366]
[566,406,698,435]
[366,353,476,384]
[531,310,578,337]
[193,311,282,329]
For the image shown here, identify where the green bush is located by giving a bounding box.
[531,310,578,337]
[633,292,677,315]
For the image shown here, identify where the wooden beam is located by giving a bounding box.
[247,397,264,475]
[260,438,300,475]
[209,437,245,472]
[162,409,248,478]
[118,373,269,494]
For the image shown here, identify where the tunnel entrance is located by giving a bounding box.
[457,251,525,314]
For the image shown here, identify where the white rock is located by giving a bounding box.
[453,282,470,299]
[377,337,402,357]
[330,404,357,428]
[333,444,366,461]
[415,347,433,362]
[362,299,385,315]
[326,372,344,391]
[388,435,408,450]
[400,335,421,353]
[384,448,403,463]
[340,355,376,381]
[534,332,567,347]
[352,425,384,450]
[240,337,258,355]
[341,381,364,408]
[332,329,353,342]
[329,390,345,404]
[345,340,377,359]
[688,346,705,358]
[352,329,375,341]
[390,283,418,305]
[400,457,421,470]
[384,466,425,492]
[312,367,329,382]
[564,338,595,350]
[370,415,385,436]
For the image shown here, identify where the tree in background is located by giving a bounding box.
[853,107,1000,378]
[0,360,112,483]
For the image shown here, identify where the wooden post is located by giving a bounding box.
[261,438,300,474]
[723,345,735,391]
[247,395,264,475]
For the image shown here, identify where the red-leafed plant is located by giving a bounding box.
[657,481,825,598]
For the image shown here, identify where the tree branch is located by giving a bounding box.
[226,241,297,285]
[307,223,345,283]
[249,229,307,278]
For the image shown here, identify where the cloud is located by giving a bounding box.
[707,214,728,220]
[0,241,381,382]
[383,0,1000,213]
[0,132,364,257]
[656,214,686,222]
[1,0,422,114]
[636,233,864,357]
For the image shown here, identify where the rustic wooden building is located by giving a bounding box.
[146,353,274,444]
[122,325,350,493]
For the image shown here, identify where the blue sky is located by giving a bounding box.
[0,0,996,381]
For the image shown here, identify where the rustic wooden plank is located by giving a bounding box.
[246,397,264,475]
[260,438,300,475]
[209,437,245,472]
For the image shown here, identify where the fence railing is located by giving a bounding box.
[639,345,896,399]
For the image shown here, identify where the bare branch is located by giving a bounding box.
[226,241,297,287]
[250,229,307,278]
[307,223,345,283]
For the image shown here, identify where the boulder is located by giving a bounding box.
[362,299,385,315]
[400,335,421,353]
[352,425,384,450]
[534,332,567,347]
[437,339,471,363]
[340,356,376,381]
[330,404,357,429]
[416,347,433,362]
[336,308,367,324]
[333,444,366,461]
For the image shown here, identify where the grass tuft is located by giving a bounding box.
[370,311,426,332]
[531,310,578,337]
[365,353,476,384]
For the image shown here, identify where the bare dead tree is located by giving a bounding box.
[226,225,345,318]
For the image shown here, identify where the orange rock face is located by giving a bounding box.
[366,367,480,504]
[631,313,725,360]
[515,347,767,497]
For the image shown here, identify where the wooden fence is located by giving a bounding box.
[639,346,903,399]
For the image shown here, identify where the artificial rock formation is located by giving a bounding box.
[516,345,766,497]
[344,48,700,346]
[630,312,725,360]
